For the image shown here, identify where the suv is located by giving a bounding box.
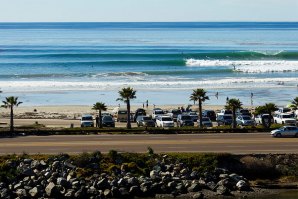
[188,111,198,122]
[236,115,254,126]
[202,110,217,121]
[152,108,165,120]
[217,115,233,126]
[177,114,194,127]
[102,116,115,127]
[167,109,182,122]
[156,116,174,128]
[274,113,296,126]
[136,116,155,127]
[133,108,146,122]
[81,114,94,127]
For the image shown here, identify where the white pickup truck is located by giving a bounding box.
[273,113,296,126]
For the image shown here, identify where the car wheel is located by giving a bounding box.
[276,133,282,138]
[295,133,298,138]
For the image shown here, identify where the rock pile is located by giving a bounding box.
[0,156,251,199]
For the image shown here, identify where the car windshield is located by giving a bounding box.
[189,112,197,115]
[82,116,93,121]
[103,116,113,121]
[282,115,292,118]
[223,116,232,119]
[202,118,210,121]
[243,116,251,120]
[225,110,232,114]
[118,111,127,114]
[162,117,172,121]
[181,115,191,120]
[172,110,182,114]
[282,108,291,112]
[142,117,151,121]
[155,110,164,114]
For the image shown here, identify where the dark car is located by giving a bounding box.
[238,109,251,116]
[102,116,115,127]
[188,111,198,122]
[136,116,155,127]
[217,115,233,126]
[177,114,194,127]
[202,110,217,121]
[133,108,146,122]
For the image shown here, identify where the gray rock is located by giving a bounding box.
[16,189,27,197]
[0,188,9,198]
[64,189,75,198]
[219,174,229,179]
[57,177,68,187]
[150,170,159,179]
[111,186,120,197]
[127,177,139,186]
[23,168,35,176]
[206,181,217,191]
[14,182,23,190]
[188,183,200,192]
[236,180,250,191]
[87,186,98,195]
[193,192,204,199]
[180,168,188,175]
[119,187,129,197]
[229,173,243,182]
[167,181,177,189]
[23,159,32,164]
[44,171,52,178]
[29,187,39,197]
[40,160,47,166]
[45,182,59,197]
[30,160,40,169]
[216,185,230,195]
[117,178,127,187]
[104,189,112,197]
[190,171,198,179]
[97,178,110,189]
[129,185,141,196]
[64,162,76,170]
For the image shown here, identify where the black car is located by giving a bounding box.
[102,116,115,127]
[136,116,155,127]
[133,108,146,122]
[202,110,217,121]
[217,115,233,126]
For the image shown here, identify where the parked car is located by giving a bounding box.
[197,117,213,127]
[167,109,182,122]
[133,108,146,122]
[202,110,217,121]
[156,116,174,128]
[152,108,165,120]
[236,115,255,126]
[217,115,233,126]
[136,116,155,127]
[81,114,94,127]
[188,111,198,122]
[112,107,128,122]
[102,116,115,127]
[177,114,194,127]
[271,126,298,138]
[275,107,293,115]
[274,113,296,126]
[254,114,274,125]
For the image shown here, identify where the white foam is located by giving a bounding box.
[1,77,297,92]
[185,59,298,73]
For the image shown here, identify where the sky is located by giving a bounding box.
[0,0,298,22]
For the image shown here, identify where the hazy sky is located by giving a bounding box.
[0,0,298,22]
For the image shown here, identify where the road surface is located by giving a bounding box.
[0,133,297,154]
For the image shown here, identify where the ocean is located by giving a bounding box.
[0,22,297,106]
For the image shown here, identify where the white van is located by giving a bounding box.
[112,107,128,122]
[80,114,94,127]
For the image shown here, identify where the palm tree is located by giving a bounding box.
[255,103,278,128]
[290,97,298,110]
[190,89,209,128]
[117,87,137,129]
[92,102,107,128]
[225,98,242,128]
[1,96,22,133]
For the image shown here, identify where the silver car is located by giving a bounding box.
[271,126,298,138]
[236,115,255,126]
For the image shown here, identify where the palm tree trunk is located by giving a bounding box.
[199,99,203,128]
[10,106,14,133]
[99,110,102,128]
[268,113,272,128]
[127,99,131,129]
[232,107,236,129]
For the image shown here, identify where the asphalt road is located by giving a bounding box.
[0,133,297,154]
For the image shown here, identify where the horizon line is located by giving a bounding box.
[1,21,298,23]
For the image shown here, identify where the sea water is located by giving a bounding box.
[0,22,297,106]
